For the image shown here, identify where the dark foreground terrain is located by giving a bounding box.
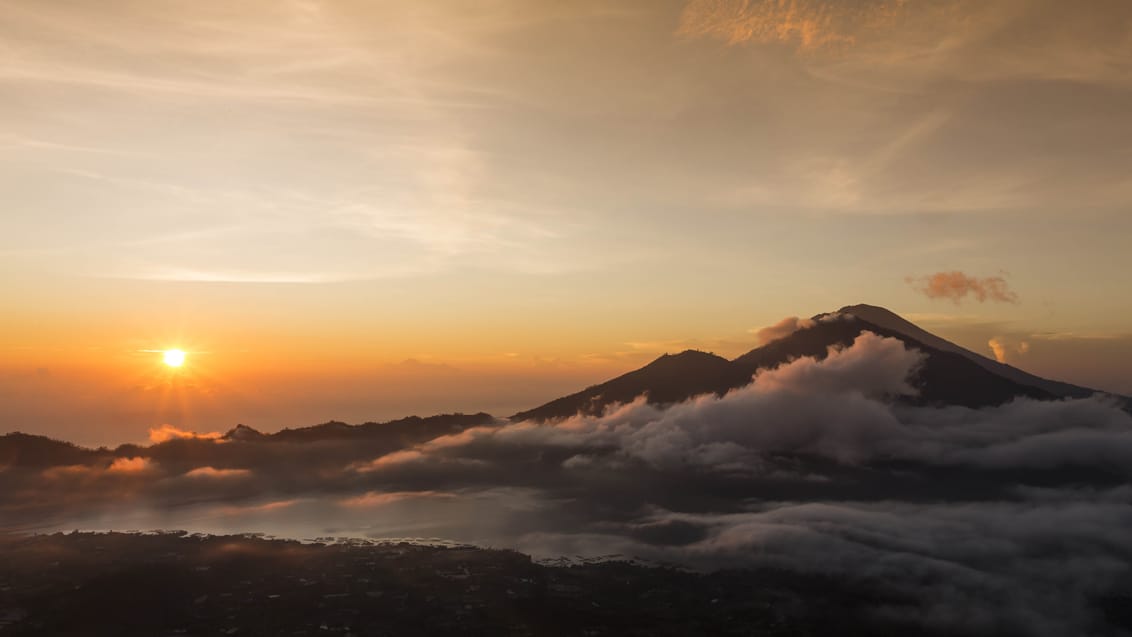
[0,531,975,637]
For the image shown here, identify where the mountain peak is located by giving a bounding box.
[224,424,265,441]
[833,303,903,322]
[831,304,1094,399]
[651,349,726,364]
[837,302,896,314]
[514,303,1107,422]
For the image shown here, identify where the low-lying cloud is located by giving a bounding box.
[3,332,1131,635]
[149,424,224,444]
[107,456,153,473]
[909,271,1019,304]
[751,316,815,345]
[183,466,251,479]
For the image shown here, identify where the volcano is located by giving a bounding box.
[512,304,1105,422]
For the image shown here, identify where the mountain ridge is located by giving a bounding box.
[0,412,497,461]
[513,304,1110,422]
[837,304,1093,398]
[510,349,750,423]
[3,305,1123,452]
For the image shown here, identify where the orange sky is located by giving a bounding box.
[2,0,1132,445]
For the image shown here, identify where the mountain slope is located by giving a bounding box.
[0,414,499,469]
[249,413,495,445]
[514,305,1096,422]
[511,350,751,422]
[0,432,105,468]
[838,304,1094,398]
[734,315,1054,408]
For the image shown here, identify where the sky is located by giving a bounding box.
[2,0,1131,445]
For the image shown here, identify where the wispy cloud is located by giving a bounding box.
[107,456,153,473]
[0,1,586,283]
[678,0,913,52]
[678,0,1132,87]
[184,466,251,479]
[908,271,1018,304]
[339,490,453,508]
[750,316,815,345]
[149,424,223,444]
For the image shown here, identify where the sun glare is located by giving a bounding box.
[163,349,186,367]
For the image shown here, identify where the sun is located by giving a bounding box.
[163,349,186,367]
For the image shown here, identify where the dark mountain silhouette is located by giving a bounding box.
[224,424,266,441]
[0,414,497,468]
[732,311,1054,408]
[511,350,751,422]
[837,304,1094,398]
[241,412,495,445]
[0,432,104,468]
[513,304,1105,422]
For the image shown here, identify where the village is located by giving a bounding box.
[0,531,892,636]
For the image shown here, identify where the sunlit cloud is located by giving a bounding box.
[217,499,301,516]
[988,336,1030,364]
[908,271,1018,304]
[751,316,815,345]
[107,456,153,473]
[148,424,223,444]
[678,0,914,52]
[40,465,93,480]
[339,490,454,508]
[988,337,1007,363]
[356,450,425,472]
[184,466,251,479]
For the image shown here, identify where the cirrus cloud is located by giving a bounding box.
[678,0,916,52]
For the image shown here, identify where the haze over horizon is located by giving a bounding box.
[3,0,1132,445]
